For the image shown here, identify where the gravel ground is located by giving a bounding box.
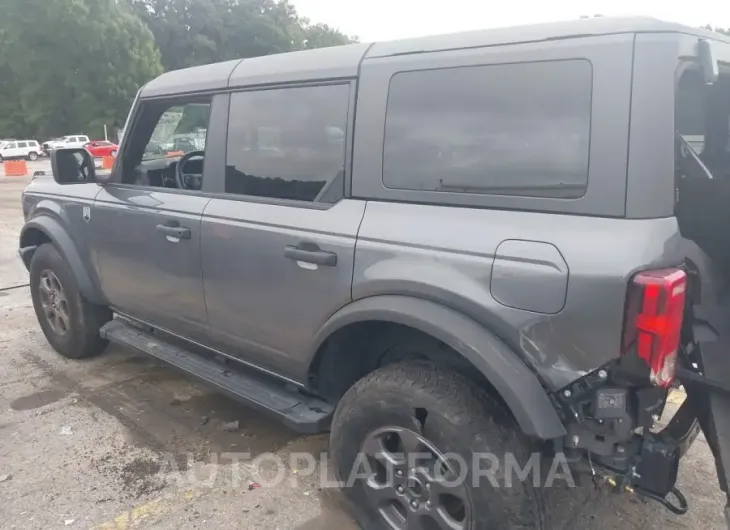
[0,175,726,529]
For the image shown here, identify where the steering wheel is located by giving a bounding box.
[175,150,205,190]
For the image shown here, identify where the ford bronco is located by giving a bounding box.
[18,16,730,530]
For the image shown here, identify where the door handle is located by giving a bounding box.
[156,223,191,240]
[285,245,337,266]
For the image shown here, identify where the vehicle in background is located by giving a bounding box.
[84,141,118,158]
[43,135,90,154]
[0,140,42,161]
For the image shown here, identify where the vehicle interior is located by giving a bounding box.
[675,58,730,267]
[120,99,210,191]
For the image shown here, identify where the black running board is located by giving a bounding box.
[100,319,333,434]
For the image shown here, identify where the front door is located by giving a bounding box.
[93,188,210,340]
[92,95,214,342]
[201,82,364,381]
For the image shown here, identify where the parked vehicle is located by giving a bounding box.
[0,140,42,161]
[43,135,90,153]
[18,17,730,529]
[84,141,118,158]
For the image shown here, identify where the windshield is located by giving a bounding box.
[143,103,210,161]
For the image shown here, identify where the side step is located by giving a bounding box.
[100,319,333,434]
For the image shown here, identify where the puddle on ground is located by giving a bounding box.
[10,388,67,411]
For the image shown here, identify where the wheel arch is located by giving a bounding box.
[308,295,566,440]
[19,215,105,304]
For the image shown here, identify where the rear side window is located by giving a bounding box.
[383,60,593,198]
[225,84,350,203]
[17,141,28,148]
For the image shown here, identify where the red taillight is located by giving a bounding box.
[622,268,687,388]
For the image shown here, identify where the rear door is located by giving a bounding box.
[201,83,365,381]
[92,96,214,342]
[4,142,19,158]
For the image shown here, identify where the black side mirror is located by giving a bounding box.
[51,148,96,184]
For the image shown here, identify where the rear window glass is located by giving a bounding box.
[383,60,593,198]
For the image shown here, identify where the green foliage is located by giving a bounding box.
[0,0,355,140]
[0,0,164,139]
[127,0,356,71]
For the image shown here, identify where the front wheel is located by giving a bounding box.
[29,243,111,358]
[330,361,549,530]
[27,151,38,161]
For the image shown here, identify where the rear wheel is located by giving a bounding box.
[330,361,549,530]
[27,151,38,161]
[29,243,111,358]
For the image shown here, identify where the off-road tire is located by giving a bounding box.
[29,243,111,359]
[330,361,549,530]
[27,151,39,161]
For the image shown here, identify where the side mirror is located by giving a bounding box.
[51,148,97,185]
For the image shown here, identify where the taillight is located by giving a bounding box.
[622,268,687,388]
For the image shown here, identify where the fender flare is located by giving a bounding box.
[19,216,105,304]
[311,295,566,440]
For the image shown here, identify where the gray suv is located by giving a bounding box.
[18,17,730,529]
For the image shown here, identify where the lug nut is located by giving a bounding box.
[411,500,419,509]
[563,389,572,398]
[396,485,404,494]
[425,500,432,509]
[598,370,608,379]
[396,470,404,478]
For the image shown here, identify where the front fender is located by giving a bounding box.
[311,295,566,440]
[19,214,104,304]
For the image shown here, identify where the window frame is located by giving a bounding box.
[111,93,216,195]
[204,79,356,210]
[352,34,635,217]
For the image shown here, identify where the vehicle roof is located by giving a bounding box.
[139,17,729,99]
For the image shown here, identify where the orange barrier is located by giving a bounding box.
[166,150,185,158]
[3,160,28,177]
[101,156,115,170]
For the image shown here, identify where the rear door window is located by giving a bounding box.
[225,84,350,203]
[18,142,28,148]
[383,60,593,198]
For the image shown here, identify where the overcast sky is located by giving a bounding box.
[292,1,730,42]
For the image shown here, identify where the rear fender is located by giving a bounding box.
[310,295,566,440]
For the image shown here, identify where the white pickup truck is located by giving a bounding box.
[43,135,90,154]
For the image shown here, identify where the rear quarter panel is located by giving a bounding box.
[354,202,685,390]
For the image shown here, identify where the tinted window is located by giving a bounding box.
[383,60,592,198]
[225,84,350,203]
[18,142,27,148]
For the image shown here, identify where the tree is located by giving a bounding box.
[702,25,730,36]
[127,0,356,71]
[0,0,163,139]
